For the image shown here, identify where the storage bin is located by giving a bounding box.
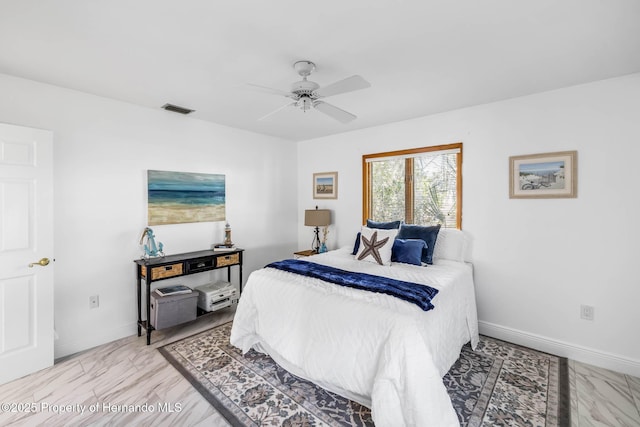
[150,291,198,330]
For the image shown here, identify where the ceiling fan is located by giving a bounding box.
[247,60,371,123]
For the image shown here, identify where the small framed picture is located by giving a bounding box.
[313,172,338,199]
[509,151,577,198]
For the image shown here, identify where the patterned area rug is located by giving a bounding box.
[159,322,569,426]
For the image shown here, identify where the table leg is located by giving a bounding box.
[136,265,142,337]
[146,277,152,345]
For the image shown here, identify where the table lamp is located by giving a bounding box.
[304,207,331,253]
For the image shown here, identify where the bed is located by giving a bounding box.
[230,226,479,426]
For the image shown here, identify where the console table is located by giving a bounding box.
[134,248,243,344]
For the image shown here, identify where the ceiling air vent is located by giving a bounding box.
[161,103,195,115]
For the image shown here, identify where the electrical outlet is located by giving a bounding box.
[89,295,99,309]
[580,304,594,320]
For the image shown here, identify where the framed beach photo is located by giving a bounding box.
[313,172,338,199]
[509,151,577,199]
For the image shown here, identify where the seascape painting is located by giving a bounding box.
[147,170,226,225]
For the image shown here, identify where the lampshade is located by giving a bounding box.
[304,209,331,227]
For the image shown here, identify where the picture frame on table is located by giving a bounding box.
[509,151,577,199]
[313,172,338,199]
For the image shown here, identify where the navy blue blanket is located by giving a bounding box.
[265,259,439,311]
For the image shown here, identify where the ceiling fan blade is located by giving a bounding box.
[314,75,371,98]
[246,83,294,98]
[258,102,296,121]
[313,101,357,123]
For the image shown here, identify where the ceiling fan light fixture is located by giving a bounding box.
[247,60,370,123]
[297,96,313,112]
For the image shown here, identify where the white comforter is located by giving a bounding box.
[230,247,479,426]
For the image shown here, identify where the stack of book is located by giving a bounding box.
[213,243,236,251]
[155,285,192,297]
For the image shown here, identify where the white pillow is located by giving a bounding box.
[355,226,398,266]
[433,228,465,262]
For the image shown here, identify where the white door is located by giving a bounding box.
[0,123,54,385]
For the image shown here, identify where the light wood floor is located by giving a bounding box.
[0,307,638,426]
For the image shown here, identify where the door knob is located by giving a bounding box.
[28,258,50,268]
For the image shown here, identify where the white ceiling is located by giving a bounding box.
[1,1,640,142]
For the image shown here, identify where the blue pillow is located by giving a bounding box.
[397,224,441,264]
[366,219,402,230]
[352,232,361,255]
[391,239,427,266]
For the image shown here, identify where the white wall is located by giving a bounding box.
[297,73,640,376]
[0,73,298,358]
[3,70,638,375]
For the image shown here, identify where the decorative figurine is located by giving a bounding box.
[139,227,164,258]
[223,222,233,246]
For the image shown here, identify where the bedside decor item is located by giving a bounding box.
[139,227,164,258]
[313,172,338,199]
[304,207,331,252]
[147,170,226,225]
[319,226,329,253]
[509,151,577,199]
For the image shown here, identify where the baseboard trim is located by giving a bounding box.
[54,322,137,360]
[479,321,640,378]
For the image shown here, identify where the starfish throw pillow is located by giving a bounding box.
[355,226,398,265]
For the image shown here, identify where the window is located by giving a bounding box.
[362,143,462,228]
